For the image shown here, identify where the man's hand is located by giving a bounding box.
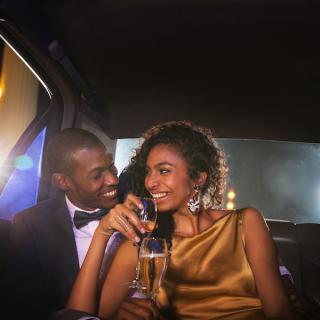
[115,297,159,320]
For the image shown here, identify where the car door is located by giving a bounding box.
[0,13,80,221]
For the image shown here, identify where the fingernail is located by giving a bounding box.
[140,228,146,234]
[138,203,143,209]
[135,236,140,243]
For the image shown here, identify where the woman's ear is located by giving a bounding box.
[52,173,71,192]
[196,171,208,187]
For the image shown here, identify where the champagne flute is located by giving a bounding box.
[138,237,169,301]
[138,197,157,236]
[128,197,157,289]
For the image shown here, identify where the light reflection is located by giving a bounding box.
[226,201,234,210]
[227,189,236,200]
[15,154,33,170]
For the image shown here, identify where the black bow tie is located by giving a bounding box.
[73,209,109,229]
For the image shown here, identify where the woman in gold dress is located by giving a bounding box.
[68,120,296,320]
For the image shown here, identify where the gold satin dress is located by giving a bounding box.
[157,211,266,320]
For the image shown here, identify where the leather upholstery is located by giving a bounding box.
[0,219,12,270]
[266,219,320,307]
[297,223,320,306]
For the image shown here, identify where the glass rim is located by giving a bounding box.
[139,197,156,201]
[141,236,167,241]
[139,197,157,211]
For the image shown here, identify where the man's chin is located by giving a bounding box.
[100,196,119,209]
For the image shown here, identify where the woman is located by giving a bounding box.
[68,120,296,319]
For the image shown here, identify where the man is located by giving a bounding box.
[3,128,156,320]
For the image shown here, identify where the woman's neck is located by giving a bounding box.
[173,209,213,237]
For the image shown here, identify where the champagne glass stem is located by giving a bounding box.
[130,244,144,289]
[133,245,141,285]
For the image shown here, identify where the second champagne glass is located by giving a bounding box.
[138,237,169,301]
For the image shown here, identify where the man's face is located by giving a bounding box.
[65,146,119,211]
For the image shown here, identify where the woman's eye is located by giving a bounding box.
[160,168,170,174]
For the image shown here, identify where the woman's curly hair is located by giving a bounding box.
[123,120,228,209]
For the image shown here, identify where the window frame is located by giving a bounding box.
[0,13,80,202]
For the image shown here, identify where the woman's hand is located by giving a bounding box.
[115,298,160,320]
[96,193,146,243]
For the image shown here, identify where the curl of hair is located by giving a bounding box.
[123,120,228,209]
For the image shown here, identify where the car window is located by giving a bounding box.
[115,138,320,224]
[0,128,46,220]
[0,37,50,167]
[0,35,51,220]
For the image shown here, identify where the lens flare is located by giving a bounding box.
[226,201,234,210]
[227,190,236,200]
[15,154,33,170]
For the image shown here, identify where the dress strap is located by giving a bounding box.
[237,210,246,248]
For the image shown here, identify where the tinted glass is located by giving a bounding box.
[0,37,50,167]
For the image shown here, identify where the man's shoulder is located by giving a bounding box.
[14,197,66,222]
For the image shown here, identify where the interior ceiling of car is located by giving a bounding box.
[2,0,320,141]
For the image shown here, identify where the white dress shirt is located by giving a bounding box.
[65,195,121,268]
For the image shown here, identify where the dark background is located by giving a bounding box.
[1,0,320,141]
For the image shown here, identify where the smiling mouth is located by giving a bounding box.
[151,192,168,200]
[101,189,117,198]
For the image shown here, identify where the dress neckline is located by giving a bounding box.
[173,210,235,239]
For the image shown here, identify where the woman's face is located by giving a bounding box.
[145,143,195,213]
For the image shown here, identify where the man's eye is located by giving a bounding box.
[110,165,118,175]
[91,173,102,180]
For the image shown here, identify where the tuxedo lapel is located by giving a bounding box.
[8,196,81,312]
[36,196,79,306]
[55,196,79,272]
[52,196,80,303]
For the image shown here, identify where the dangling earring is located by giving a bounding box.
[187,184,201,215]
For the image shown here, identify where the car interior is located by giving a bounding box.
[0,1,319,317]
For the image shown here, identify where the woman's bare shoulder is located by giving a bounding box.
[206,208,234,221]
[207,207,264,219]
[237,207,269,237]
[238,207,265,222]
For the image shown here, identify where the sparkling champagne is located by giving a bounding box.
[138,253,168,297]
[141,220,156,233]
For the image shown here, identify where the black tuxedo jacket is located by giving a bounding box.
[4,196,79,319]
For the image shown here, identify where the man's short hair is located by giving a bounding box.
[46,128,105,176]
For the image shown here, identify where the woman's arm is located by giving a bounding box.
[67,194,146,315]
[242,207,297,320]
[98,240,137,318]
[67,229,112,314]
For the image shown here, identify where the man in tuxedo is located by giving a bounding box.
[3,128,156,320]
